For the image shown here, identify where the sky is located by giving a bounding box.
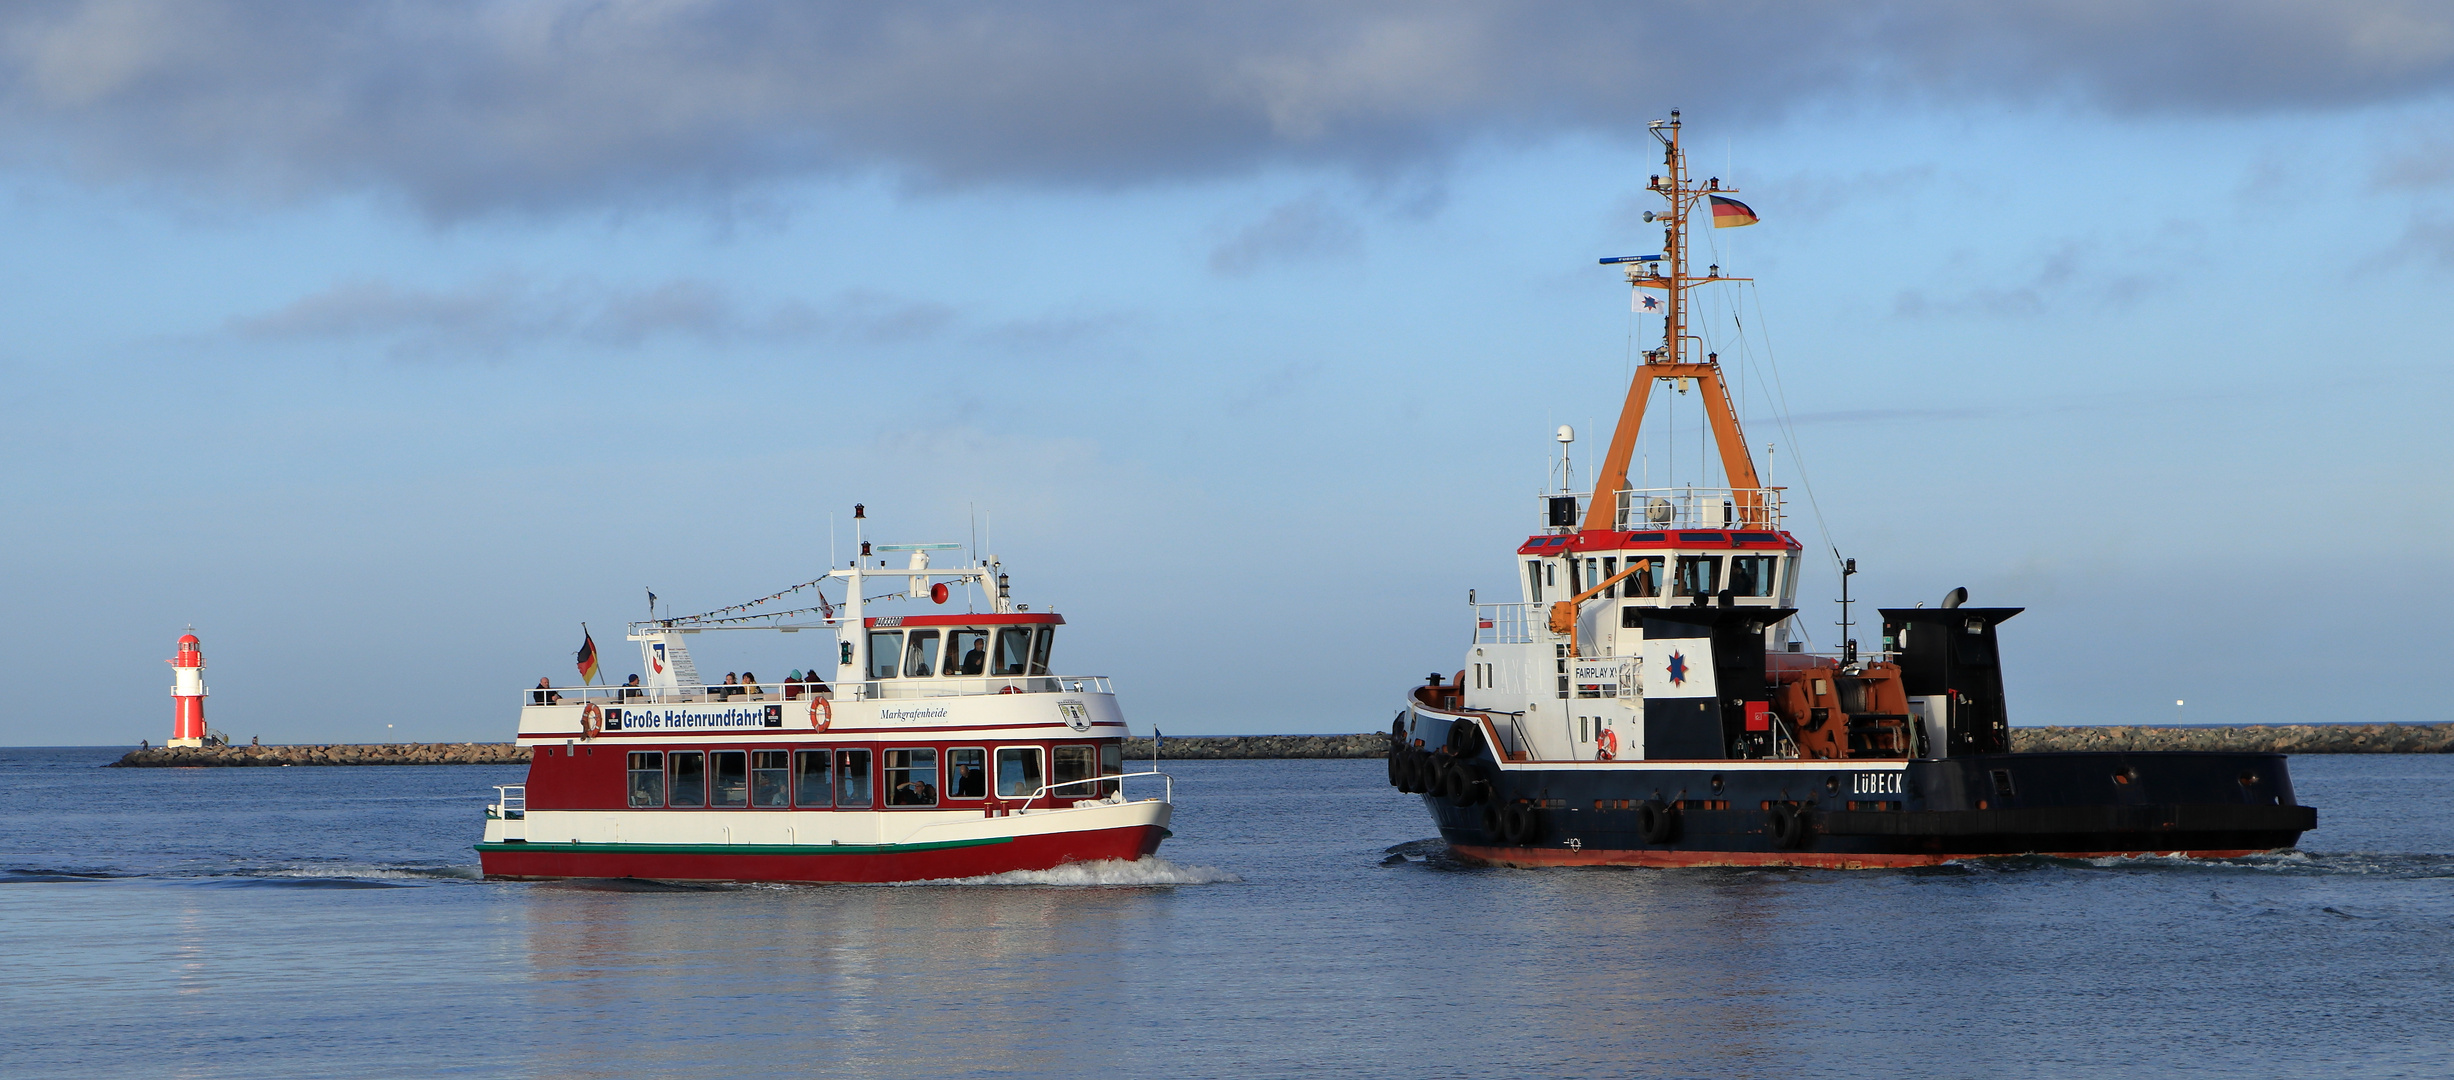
[3,1,2451,745]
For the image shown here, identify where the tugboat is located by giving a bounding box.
[477,508,1172,883]
[1388,112,2315,868]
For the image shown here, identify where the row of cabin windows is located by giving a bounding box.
[623,744,1120,809]
[867,627,1055,680]
[1525,555,1787,602]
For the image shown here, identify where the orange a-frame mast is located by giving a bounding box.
[1581,111,1768,533]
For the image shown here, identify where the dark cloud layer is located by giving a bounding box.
[3,1,2451,217]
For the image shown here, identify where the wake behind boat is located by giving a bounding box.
[477,507,1172,884]
[1386,111,2315,868]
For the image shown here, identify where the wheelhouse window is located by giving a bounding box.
[1624,557,1660,598]
[668,751,706,808]
[1674,555,1722,597]
[710,750,748,807]
[996,747,1044,799]
[836,749,873,808]
[751,750,790,808]
[946,630,989,676]
[947,748,986,799]
[1027,629,1054,675]
[1728,555,1779,597]
[1600,556,1618,598]
[793,749,832,807]
[627,751,665,807]
[992,629,1031,676]
[1525,559,1542,602]
[903,630,941,679]
[1052,745,1097,799]
[1099,743,1122,797]
[885,748,939,806]
[868,631,902,679]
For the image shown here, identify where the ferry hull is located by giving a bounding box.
[476,822,1166,884]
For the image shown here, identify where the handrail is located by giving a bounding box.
[518,676,1114,706]
[1000,769,1172,813]
[488,784,526,820]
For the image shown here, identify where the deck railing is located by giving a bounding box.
[1613,486,1784,531]
[1474,604,1539,645]
[487,785,525,820]
[518,676,1113,707]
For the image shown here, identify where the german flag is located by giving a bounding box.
[575,628,600,685]
[1709,195,1759,228]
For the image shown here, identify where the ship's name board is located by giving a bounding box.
[604,705,783,731]
[878,706,951,722]
[1853,772,1903,795]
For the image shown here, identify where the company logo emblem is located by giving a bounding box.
[1059,701,1092,732]
[1666,650,1689,686]
[651,642,666,674]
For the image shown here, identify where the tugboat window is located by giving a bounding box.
[997,747,1044,798]
[1674,556,1722,596]
[946,630,989,676]
[751,750,790,807]
[992,629,1032,676]
[885,748,939,806]
[903,630,941,679]
[1625,558,1660,598]
[868,631,902,679]
[1027,629,1055,676]
[947,748,987,798]
[1052,745,1097,799]
[792,749,831,808]
[1526,560,1543,602]
[1727,556,1779,597]
[836,749,873,808]
[668,751,706,808]
[710,750,748,807]
[627,751,665,807]
[1601,557,1618,598]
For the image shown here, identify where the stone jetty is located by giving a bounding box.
[106,723,2454,767]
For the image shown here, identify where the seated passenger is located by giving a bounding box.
[891,778,936,805]
[783,670,803,700]
[953,765,985,798]
[741,671,762,699]
[532,677,561,706]
[807,673,832,698]
[720,672,740,700]
[621,674,644,701]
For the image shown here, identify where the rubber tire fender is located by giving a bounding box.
[1502,801,1541,846]
[1386,749,1403,788]
[1479,799,1505,837]
[1447,763,1486,808]
[1766,803,1808,849]
[1637,798,1678,845]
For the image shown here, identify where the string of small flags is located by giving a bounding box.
[666,577,832,625]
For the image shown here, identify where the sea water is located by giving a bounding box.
[2,748,2449,1079]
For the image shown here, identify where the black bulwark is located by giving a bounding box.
[1636,604,1794,759]
[1881,607,2021,756]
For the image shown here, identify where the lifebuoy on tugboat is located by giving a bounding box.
[1595,727,1618,761]
[579,702,601,739]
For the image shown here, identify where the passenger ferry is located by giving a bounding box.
[477,512,1172,884]
[1388,112,2316,867]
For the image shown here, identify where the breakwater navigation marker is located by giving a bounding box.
[166,631,208,748]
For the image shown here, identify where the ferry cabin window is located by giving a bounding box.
[751,750,790,808]
[1674,556,1722,597]
[793,749,832,807]
[1052,745,1097,799]
[1099,743,1122,797]
[1525,560,1543,603]
[946,630,989,676]
[1727,556,1779,597]
[997,747,1044,798]
[711,750,749,807]
[885,748,939,806]
[992,629,1031,676]
[836,749,874,808]
[947,748,987,798]
[668,751,707,808]
[868,631,902,679]
[903,630,941,679]
[627,751,665,807]
[1027,629,1054,676]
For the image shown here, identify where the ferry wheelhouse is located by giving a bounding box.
[1389,112,2315,867]
[478,520,1172,884]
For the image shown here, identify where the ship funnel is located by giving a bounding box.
[1941,586,1968,610]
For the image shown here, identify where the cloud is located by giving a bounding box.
[232,276,953,360]
[0,2,2451,217]
[1208,196,1361,274]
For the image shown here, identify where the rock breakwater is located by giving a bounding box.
[112,743,528,767]
[2012,723,2454,754]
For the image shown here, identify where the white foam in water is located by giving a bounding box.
[255,864,483,882]
[898,856,1241,887]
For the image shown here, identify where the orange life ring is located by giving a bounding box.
[999,686,1022,695]
[1595,726,1618,761]
[579,702,602,740]
[808,695,831,731]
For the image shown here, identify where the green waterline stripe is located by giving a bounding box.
[474,836,1015,857]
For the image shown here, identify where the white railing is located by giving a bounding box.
[1614,486,1784,531]
[517,676,1113,707]
[1001,770,1173,813]
[488,785,525,820]
[1474,603,1540,644]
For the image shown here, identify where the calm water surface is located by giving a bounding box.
[2,748,2449,1079]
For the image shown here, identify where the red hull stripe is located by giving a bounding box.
[477,824,1163,884]
[1448,844,2274,869]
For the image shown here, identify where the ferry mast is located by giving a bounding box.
[1583,109,1768,533]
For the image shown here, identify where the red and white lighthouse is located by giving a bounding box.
[168,631,208,748]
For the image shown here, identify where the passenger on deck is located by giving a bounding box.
[533,677,561,705]
[719,672,739,700]
[784,670,803,700]
[808,673,833,699]
[622,674,644,701]
[741,671,762,700]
